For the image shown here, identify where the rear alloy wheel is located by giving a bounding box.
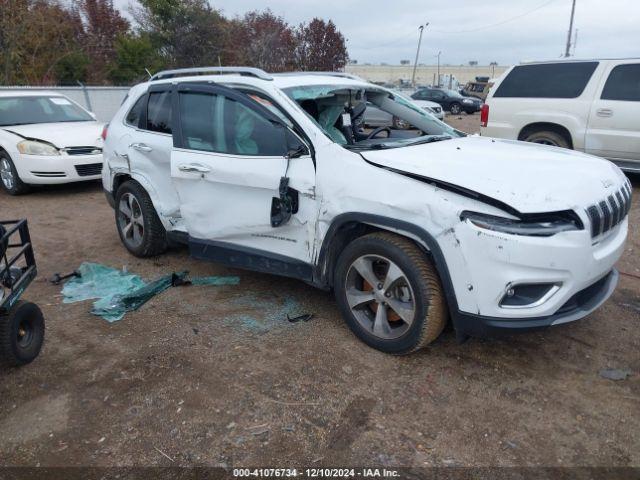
[524,131,570,149]
[449,102,462,115]
[0,154,29,195]
[115,180,167,257]
[334,232,448,354]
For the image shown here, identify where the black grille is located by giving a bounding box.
[586,179,632,237]
[65,146,102,156]
[75,163,102,177]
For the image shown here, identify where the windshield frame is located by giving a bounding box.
[0,95,95,127]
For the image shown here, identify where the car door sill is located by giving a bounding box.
[189,237,314,282]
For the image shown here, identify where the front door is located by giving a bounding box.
[586,62,640,165]
[169,83,317,276]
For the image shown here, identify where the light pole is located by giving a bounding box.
[411,22,428,87]
[436,51,441,87]
[564,0,577,57]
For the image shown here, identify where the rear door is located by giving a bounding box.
[120,87,181,218]
[169,83,317,272]
[585,61,640,165]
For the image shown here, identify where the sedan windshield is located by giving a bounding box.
[0,96,94,127]
[283,84,463,151]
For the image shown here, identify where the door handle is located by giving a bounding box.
[178,163,211,174]
[130,142,153,152]
[596,108,613,118]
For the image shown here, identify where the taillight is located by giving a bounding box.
[101,124,108,141]
[480,104,489,127]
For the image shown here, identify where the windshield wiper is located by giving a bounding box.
[0,122,36,127]
[346,143,394,151]
[405,135,452,146]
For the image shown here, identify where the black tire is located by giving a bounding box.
[0,301,45,366]
[0,152,30,195]
[115,180,167,257]
[334,232,448,354]
[449,102,462,115]
[523,130,570,149]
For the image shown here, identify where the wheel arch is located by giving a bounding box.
[518,122,574,149]
[314,213,459,318]
[112,172,131,195]
[112,172,167,221]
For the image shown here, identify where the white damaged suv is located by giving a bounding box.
[102,67,631,353]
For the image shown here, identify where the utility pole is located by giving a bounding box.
[436,51,441,87]
[411,23,428,87]
[564,0,577,57]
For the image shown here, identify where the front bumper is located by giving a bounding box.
[441,209,627,338]
[454,269,618,337]
[13,152,103,184]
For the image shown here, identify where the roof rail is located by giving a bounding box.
[273,71,365,81]
[150,67,273,82]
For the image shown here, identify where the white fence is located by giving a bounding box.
[0,86,131,123]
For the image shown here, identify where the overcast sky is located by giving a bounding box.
[117,0,640,66]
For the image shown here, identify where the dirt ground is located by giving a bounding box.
[1,113,638,471]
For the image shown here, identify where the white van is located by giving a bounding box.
[481,58,640,172]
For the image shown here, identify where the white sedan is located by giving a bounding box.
[0,92,104,195]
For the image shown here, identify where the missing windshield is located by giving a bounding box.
[283,84,462,151]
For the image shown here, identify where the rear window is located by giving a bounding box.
[146,91,172,134]
[494,62,599,98]
[601,64,640,101]
[125,95,145,127]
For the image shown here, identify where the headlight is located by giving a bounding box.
[460,210,583,237]
[462,98,473,104]
[17,140,59,156]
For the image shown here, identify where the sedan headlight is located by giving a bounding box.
[17,140,60,156]
[460,211,583,237]
[462,98,473,104]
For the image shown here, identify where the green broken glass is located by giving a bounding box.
[61,262,239,322]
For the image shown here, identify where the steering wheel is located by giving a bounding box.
[366,126,392,140]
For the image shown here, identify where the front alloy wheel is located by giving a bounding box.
[0,158,15,190]
[0,155,29,195]
[345,255,416,340]
[334,232,448,354]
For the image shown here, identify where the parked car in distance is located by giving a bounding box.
[481,58,640,172]
[412,88,482,114]
[103,67,629,354]
[0,92,104,195]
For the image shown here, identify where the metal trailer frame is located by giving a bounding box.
[0,219,37,315]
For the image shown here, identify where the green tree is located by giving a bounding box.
[55,50,91,85]
[108,34,163,84]
[132,0,229,68]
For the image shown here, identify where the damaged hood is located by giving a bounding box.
[3,121,103,149]
[361,135,625,214]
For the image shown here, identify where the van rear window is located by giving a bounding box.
[494,62,599,99]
